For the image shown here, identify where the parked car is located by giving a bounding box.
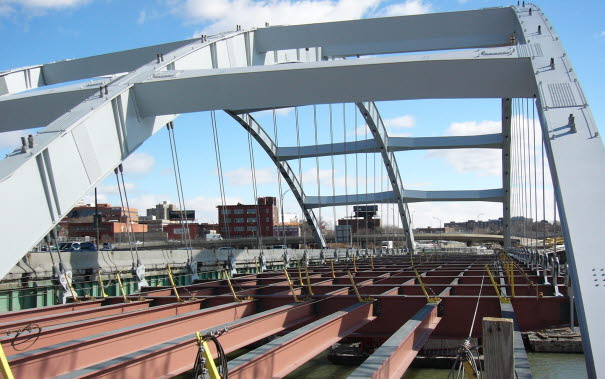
[101,243,113,251]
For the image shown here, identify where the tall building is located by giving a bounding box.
[146,201,177,220]
[217,196,278,238]
[338,205,381,234]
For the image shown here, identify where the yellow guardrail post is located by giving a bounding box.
[370,255,374,270]
[115,272,131,303]
[304,266,314,296]
[297,262,305,286]
[347,271,373,303]
[485,264,510,303]
[283,269,303,302]
[413,268,440,303]
[352,254,357,272]
[66,275,81,302]
[97,270,108,298]
[167,264,185,302]
[330,260,336,279]
[0,342,14,379]
[195,332,221,379]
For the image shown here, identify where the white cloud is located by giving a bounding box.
[351,114,415,137]
[223,167,277,185]
[0,0,89,15]
[122,152,155,174]
[600,31,605,37]
[427,120,502,176]
[174,0,383,34]
[377,0,432,17]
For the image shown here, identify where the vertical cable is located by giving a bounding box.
[540,97,546,250]
[246,118,263,248]
[532,97,539,247]
[343,104,350,247]
[355,108,359,247]
[210,111,231,241]
[313,105,322,239]
[329,104,337,242]
[295,107,306,247]
[114,167,135,263]
[273,109,285,245]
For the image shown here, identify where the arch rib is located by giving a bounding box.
[356,102,415,252]
[225,111,327,248]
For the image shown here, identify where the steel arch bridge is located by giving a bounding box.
[1,4,604,377]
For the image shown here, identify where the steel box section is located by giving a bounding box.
[228,301,375,378]
[348,303,441,379]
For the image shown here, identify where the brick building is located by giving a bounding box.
[68,222,148,243]
[64,203,139,224]
[338,205,381,234]
[217,197,278,238]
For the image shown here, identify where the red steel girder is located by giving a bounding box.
[0,299,105,324]
[228,301,375,379]
[8,300,257,378]
[348,302,441,379]
[50,301,318,379]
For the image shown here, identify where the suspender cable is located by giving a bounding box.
[119,164,140,262]
[295,107,306,247]
[355,108,360,247]
[521,98,528,243]
[210,111,231,241]
[114,166,136,264]
[166,122,193,258]
[329,104,337,243]
[373,149,377,249]
[313,105,322,242]
[343,104,350,248]
[526,98,533,249]
[246,117,263,248]
[532,98,539,248]
[273,109,285,246]
[364,119,369,249]
[540,96,546,250]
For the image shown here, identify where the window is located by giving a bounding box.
[234,226,245,232]
[265,209,270,214]
[222,218,231,223]
[234,209,244,214]
[220,209,231,215]
[266,226,270,231]
[247,218,256,223]
[221,227,229,232]
[247,209,257,214]
[265,217,270,222]
[247,226,257,231]
[235,218,245,223]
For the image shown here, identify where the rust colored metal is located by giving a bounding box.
[349,302,441,379]
[228,301,375,378]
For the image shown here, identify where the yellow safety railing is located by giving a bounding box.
[97,270,108,298]
[283,269,303,302]
[485,264,510,303]
[195,332,221,379]
[347,271,373,303]
[0,342,14,379]
[304,266,314,296]
[413,268,440,303]
[115,272,131,303]
[370,255,374,270]
[297,262,305,286]
[167,264,185,303]
[352,255,357,272]
[330,260,336,279]
[224,270,253,303]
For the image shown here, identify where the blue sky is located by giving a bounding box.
[1,0,604,229]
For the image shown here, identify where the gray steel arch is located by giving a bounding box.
[356,102,415,252]
[225,111,326,248]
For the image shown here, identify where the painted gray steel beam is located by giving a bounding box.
[0,39,198,96]
[276,133,503,161]
[519,5,605,377]
[357,102,415,253]
[226,111,326,248]
[0,79,108,133]
[132,48,536,117]
[254,7,519,57]
[304,188,504,208]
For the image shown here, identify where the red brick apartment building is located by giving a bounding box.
[217,197,278,238]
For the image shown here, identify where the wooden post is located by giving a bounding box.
[483,317,514,379]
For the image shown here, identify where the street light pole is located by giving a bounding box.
[433,216,442,249]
